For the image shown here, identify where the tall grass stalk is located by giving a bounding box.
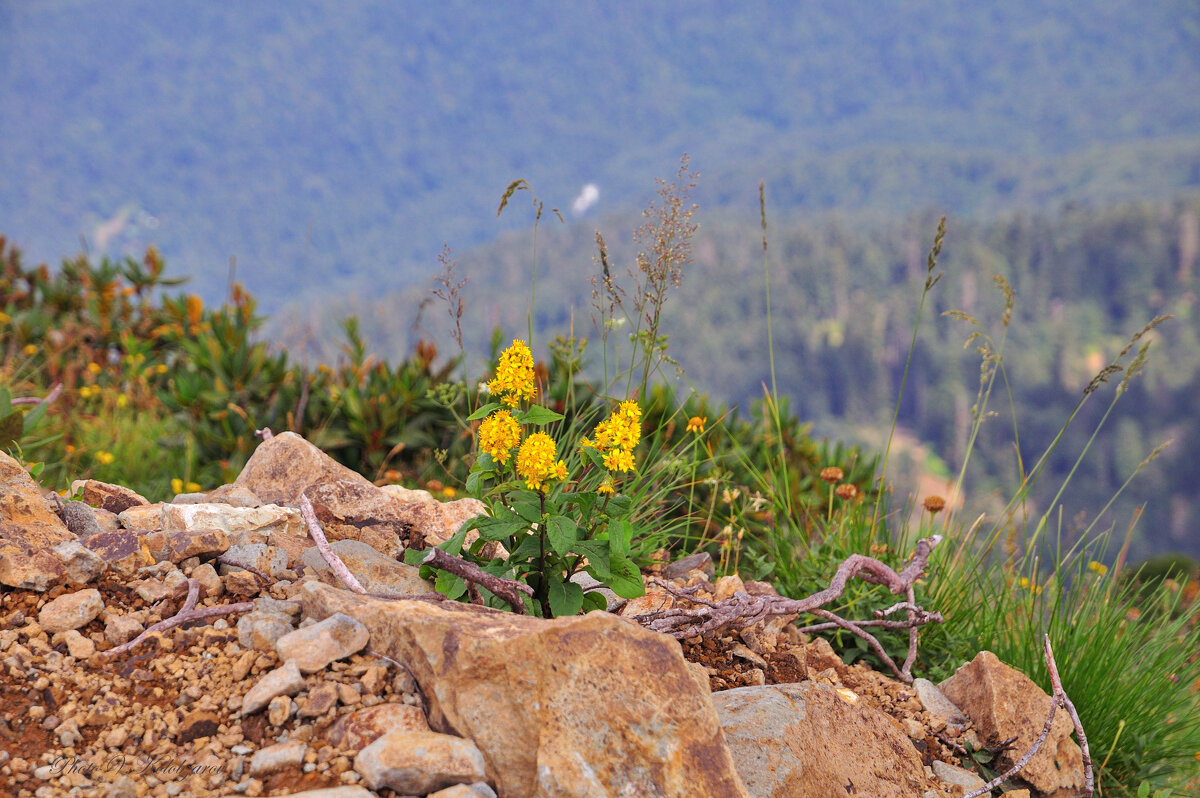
[870,216,946,544]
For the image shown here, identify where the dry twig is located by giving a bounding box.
[635,535,944,683]
[299,494,367,594]
[961,635,1093,798]
[12,383,63,407]
[100,579,253,660]
[421,547,534,614]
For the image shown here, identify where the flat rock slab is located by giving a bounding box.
[300,580,748,798]
[713,682,935,798]
[300,538,433,596]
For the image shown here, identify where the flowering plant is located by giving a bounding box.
[411,339,647,617]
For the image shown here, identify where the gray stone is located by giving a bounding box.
[58,500,105,538]
[242,659,307,715]
[238,610,297,652]
[300,539,433,596]
[248,739,307,776]
[222,542,290,578]
[353,728,488,794]
[913,677,968,728]
[931,759,988,792]
[274,612,369,673]
[662,551,716,580]
[52,540,108,584]
[104,614,144,646]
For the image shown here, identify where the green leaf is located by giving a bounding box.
[608,519,635,558]
[546,515,579,557]
[547,577,584,617]
[567,491,597,517]
[467,402,502,421]
[580,446,605,470]
[511,499,543,524]
[582,591,608,613]
[517,405,565,426]
[608,556,645,599]
[435,570,467,601]
[0,411,23,448]
[574,539,611,579]
[605,495,632,517]
[473,517,528,542]
[508,533,543,561]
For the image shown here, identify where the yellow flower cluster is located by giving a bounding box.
[685,415,706,434]
[583,399,641,473]
[479,410,521,465]
[171,478,203,494]
[488,339,537,407]
[516,432,568,490]
[95,451,115,466]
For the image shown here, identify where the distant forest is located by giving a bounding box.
[279,196,1200,561]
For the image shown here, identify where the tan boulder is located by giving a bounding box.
[300,581,747,798]
[79,530,155,577]
[161,502,303,545]
[300,539,433,596]
[39,588,105,633]
[713,682,935,798]
[141,527,231,563]
[117,502,166,531]
[939,650,1085,798]
[235,430,376,504]
[70,479,150,514]
[0,451,74,590]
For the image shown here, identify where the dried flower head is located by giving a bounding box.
[819,466,844,484]
[923,495,947,515]
[835,484,859,501]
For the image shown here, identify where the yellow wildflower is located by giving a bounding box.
[87,362,102,374]
[516,432,564,491]
[155,363,168,375]
[479,410,521,465]
[186,481,201,492]
[597,479,615,496]
[0,311,10,324]
[96,451,115,466]
[1087,561,1108,576]
[487,339,537,407]
[603,447,635,473]
[116,393,129,408]
[685,416,706,434]
[442,486,457,498]
[22,344,37,356]
[171,478,184,494]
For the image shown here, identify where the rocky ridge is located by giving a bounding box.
[0,433,1087,797]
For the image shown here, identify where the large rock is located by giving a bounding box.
[70,479,150,514]
[379,486,489,550]
[235,432,415,553]
[300,539,433,596]
[141,527,231,563]
[713,682,935,798]
[161,502,303,546]
[300,581,748,798]
[939,651,1085,798]
[0,451,74,590]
